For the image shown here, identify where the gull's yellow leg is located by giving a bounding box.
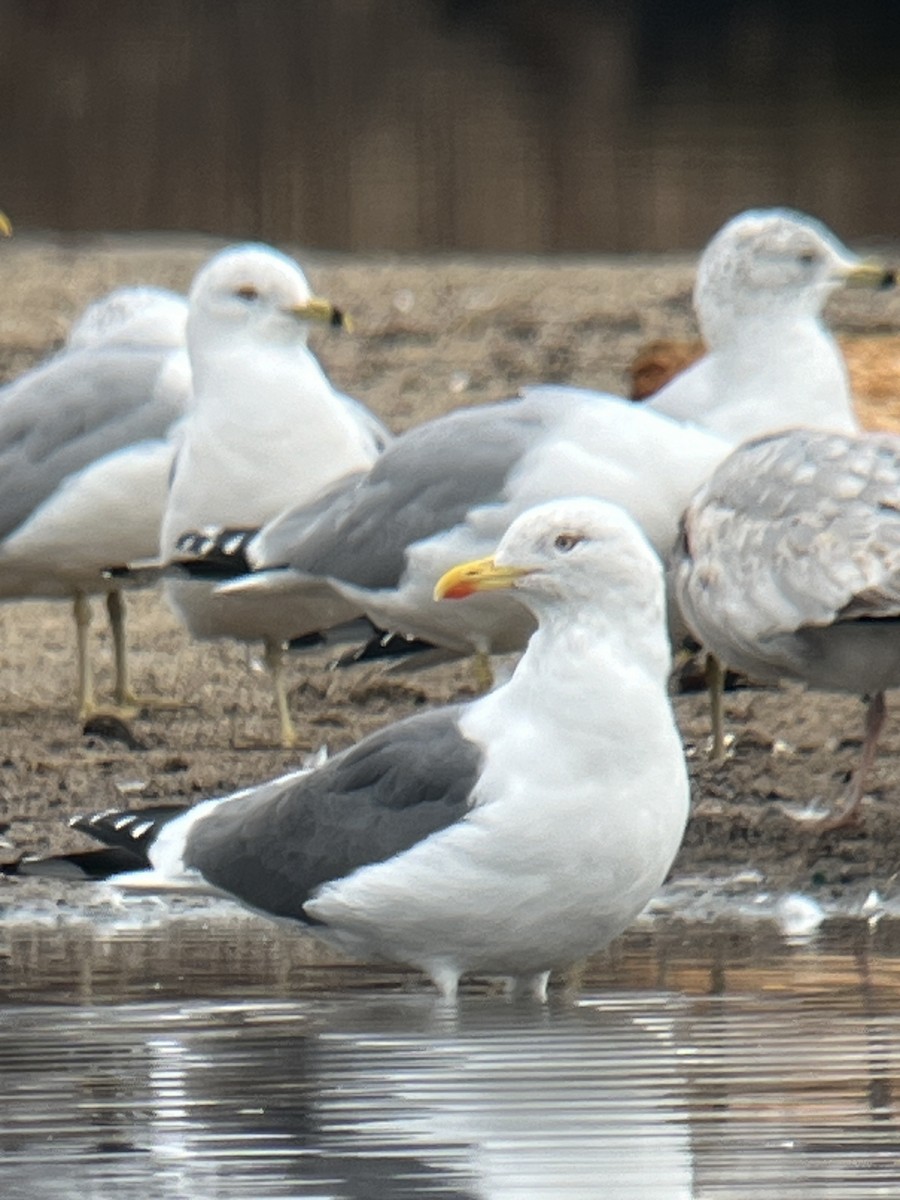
[264,637,297,749]
[472,650,494,692]
[73,591,95,719]
[105,589,186,712]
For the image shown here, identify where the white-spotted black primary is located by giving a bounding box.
[68,498,690,1001]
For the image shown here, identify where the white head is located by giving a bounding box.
[67,286,188,352]
[435,497,665,627]
[185,243,346,359]
[695,208,893,345]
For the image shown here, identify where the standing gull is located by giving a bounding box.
[647,207,894,440]
[673,428,900,831]
[73,498,690,1001]
[645,207,894,755]
[0,285,189,715]
[160,243,390,746]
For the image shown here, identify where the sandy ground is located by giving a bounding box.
[3,233,900,916]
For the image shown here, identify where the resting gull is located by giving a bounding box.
[0,284,189,715]
[647,207,894,440]
[209,210,893,678]
[211,388,730,668]
[672,428,900,831]
[67,498,690,1000]
[160,243,390,745]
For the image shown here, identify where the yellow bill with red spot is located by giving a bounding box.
[434,556,531,601]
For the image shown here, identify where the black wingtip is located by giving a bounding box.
[172,528,258,578]
[0,806,191,882]
[71,804,189,860]
[1,846,150,881]
[336,629,439,668]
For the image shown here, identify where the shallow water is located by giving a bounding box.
[3,915,900,1198]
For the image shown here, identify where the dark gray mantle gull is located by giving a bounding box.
[0,285,189,715]
[673,428,900,831]
[79,498,690,1001]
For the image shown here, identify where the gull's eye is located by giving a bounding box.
[235,284,260,301]
[797,252,818,266]
[554,532,583,553]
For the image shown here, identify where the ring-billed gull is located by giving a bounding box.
[0,285,189,716]
[64,498,690,1001]
[672,428,900,831]
[647,207,894,440]
[160,243,391,745]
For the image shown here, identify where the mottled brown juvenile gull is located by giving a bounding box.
[0,285,189,715]
[76,498,690,1001]
[673,428,900,830]
[647,207,894,441]
[160,243,390,745]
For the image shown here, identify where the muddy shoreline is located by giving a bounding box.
[2,235,900,922]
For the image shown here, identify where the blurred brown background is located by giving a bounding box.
[1,0,899,252]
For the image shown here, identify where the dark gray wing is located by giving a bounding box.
[183,705,483,923]
[252,398,545,588]
[0,344,183,541]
